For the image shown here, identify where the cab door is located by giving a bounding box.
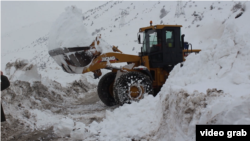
[148,29,164,68]
[163,27,183,71]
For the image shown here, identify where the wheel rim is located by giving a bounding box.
[128,84,145,100]
[113,71,154,105]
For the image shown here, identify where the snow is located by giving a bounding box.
[134,65,147,70]
[153,4,250,140]
[47,5,114,72]
[53,117,75,137]
[1,1,250,141]
[95,37,114,54]
[89,95,162,141]
[5,59,41,84]
[167,17,250,95]
[47,5,94,50]
[123,63,135,69]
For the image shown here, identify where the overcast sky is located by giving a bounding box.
[1,1,106,34]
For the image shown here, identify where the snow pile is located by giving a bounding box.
[47,6,114,73]
[154,7,250,141]
[167,14,250,94]
[95,37,114,54]
[5,59,41,83]
[48,5,94,50]
[89,95,162,141]
[50,95,162,141]
[1,59,106,140]
[47,5,115,53]
[154,88,250,141]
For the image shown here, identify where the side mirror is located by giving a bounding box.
[138,34,141,44]
[137,32,144,44]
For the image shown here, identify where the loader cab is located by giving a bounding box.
[138,24,183,71]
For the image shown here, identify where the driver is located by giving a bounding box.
[150,31,162,53]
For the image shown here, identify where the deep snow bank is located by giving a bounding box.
[154,88,250,141]
[154,6,250,141]
[167,11,250,94]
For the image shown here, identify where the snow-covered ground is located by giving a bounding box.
[1,1,250,141]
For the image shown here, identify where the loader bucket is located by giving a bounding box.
[48,46,98,73]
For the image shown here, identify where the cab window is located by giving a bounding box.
[166,30,174,47]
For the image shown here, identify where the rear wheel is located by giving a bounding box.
[97,72,117,106]
[113,71,154,105]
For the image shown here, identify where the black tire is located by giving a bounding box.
[97,72,117,106]
[113,71,154,105]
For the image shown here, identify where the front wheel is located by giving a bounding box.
[113,71,154,105]
[97,72,117,106]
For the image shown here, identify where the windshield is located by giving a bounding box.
[142,29,160,54]
[149,30,158,48]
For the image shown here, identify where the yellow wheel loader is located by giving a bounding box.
[48,21,201,106]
